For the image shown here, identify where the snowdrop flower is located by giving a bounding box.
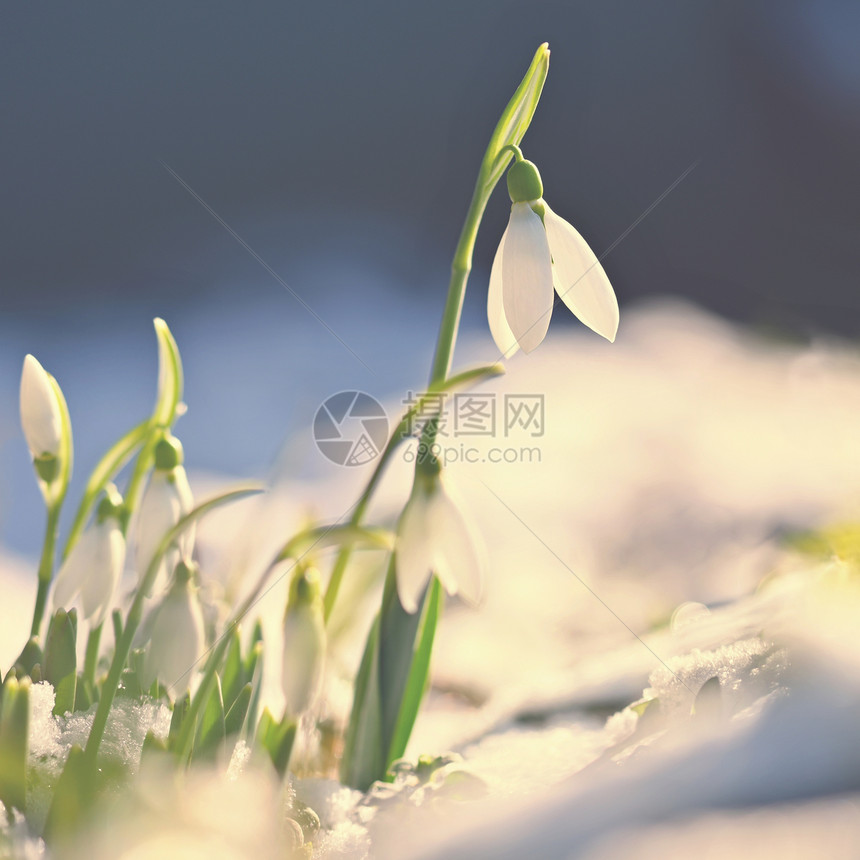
[19,354,64,476]
[395,464,485,614]
[281,567,326,718]
[136,432,194,594]
[52,486,126,626]
[489,156,619,355]
[142,560,205,698]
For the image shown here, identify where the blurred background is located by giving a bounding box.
[1,1,859,555]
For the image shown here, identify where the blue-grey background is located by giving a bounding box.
[1,1,858,555]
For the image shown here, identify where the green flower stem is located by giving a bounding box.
[30,502,62,638]
[322,364,503,622]
[83,623,102,689]
[82,487,259,768]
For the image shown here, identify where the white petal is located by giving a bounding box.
[79,523,125,626]
[501,203,554,354]
[544,204,619,342]
[52,530,94,612]
[282,606,326,716]
[487,229,519,358]
[395,488,434,614]
[431,484,485,606]
[20,355,63,459]
[143,584,205,698]
[136,467,194,593]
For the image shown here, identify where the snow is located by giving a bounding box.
[3,302,860,856]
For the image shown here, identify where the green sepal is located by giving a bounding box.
[0,677,30,813]
[44,609,78,717]
[224,683,252,738]
[34,454,60,484]
[193,673,226,762]
[258,707,297,779]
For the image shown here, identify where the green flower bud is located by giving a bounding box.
[154,432,184,471]
[506,158,543,203]
[34,454,60,484]
[96,484,124,523]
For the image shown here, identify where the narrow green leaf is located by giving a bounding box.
[224,683,252,738]
[276,524,395,564]
[386,577,442,765]
[153,317,184,428]
[43,745,94,842]
[168,692,191,754]
[340,615,386,791]
[194,674,226,762]
[221,627,244,710]
[242,643,264,741]
[258,708,296,779]
[0,677,30,813]
[44,609,78,716]
[10,637,42,682]
[480,43,550,192]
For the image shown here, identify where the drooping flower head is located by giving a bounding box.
[142,559,205,699]
[395,455,485,614]
[52,484,126,626]
[489,155,619,356]
[281,566,326,718]
[136,432,194,595]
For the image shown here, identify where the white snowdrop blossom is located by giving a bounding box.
[19,354,63,461]
[142,562,205,699]
[396,470,485,614]
[52,491,126,626]
[136,434,194,593]
[489,158,619,356]
[281,568,326,718]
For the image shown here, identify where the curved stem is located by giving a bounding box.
[30,502,61,637]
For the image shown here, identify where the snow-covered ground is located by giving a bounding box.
[3,302,860,858]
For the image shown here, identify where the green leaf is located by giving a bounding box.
[258,708,296,779]
[479,43,550,194]
[224,683,252,738]
[221,627,244,710]
[9,637,42,683]
[44,609,78,716]
[242,643,264,741]
[43,744,96,843]
[386,577,442,765]
[276,524,395,564]
[340,615,386,791]
[153,317,184,428]
[0,677,30,813]
[168,692,191,753]
[194,674,226,762]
